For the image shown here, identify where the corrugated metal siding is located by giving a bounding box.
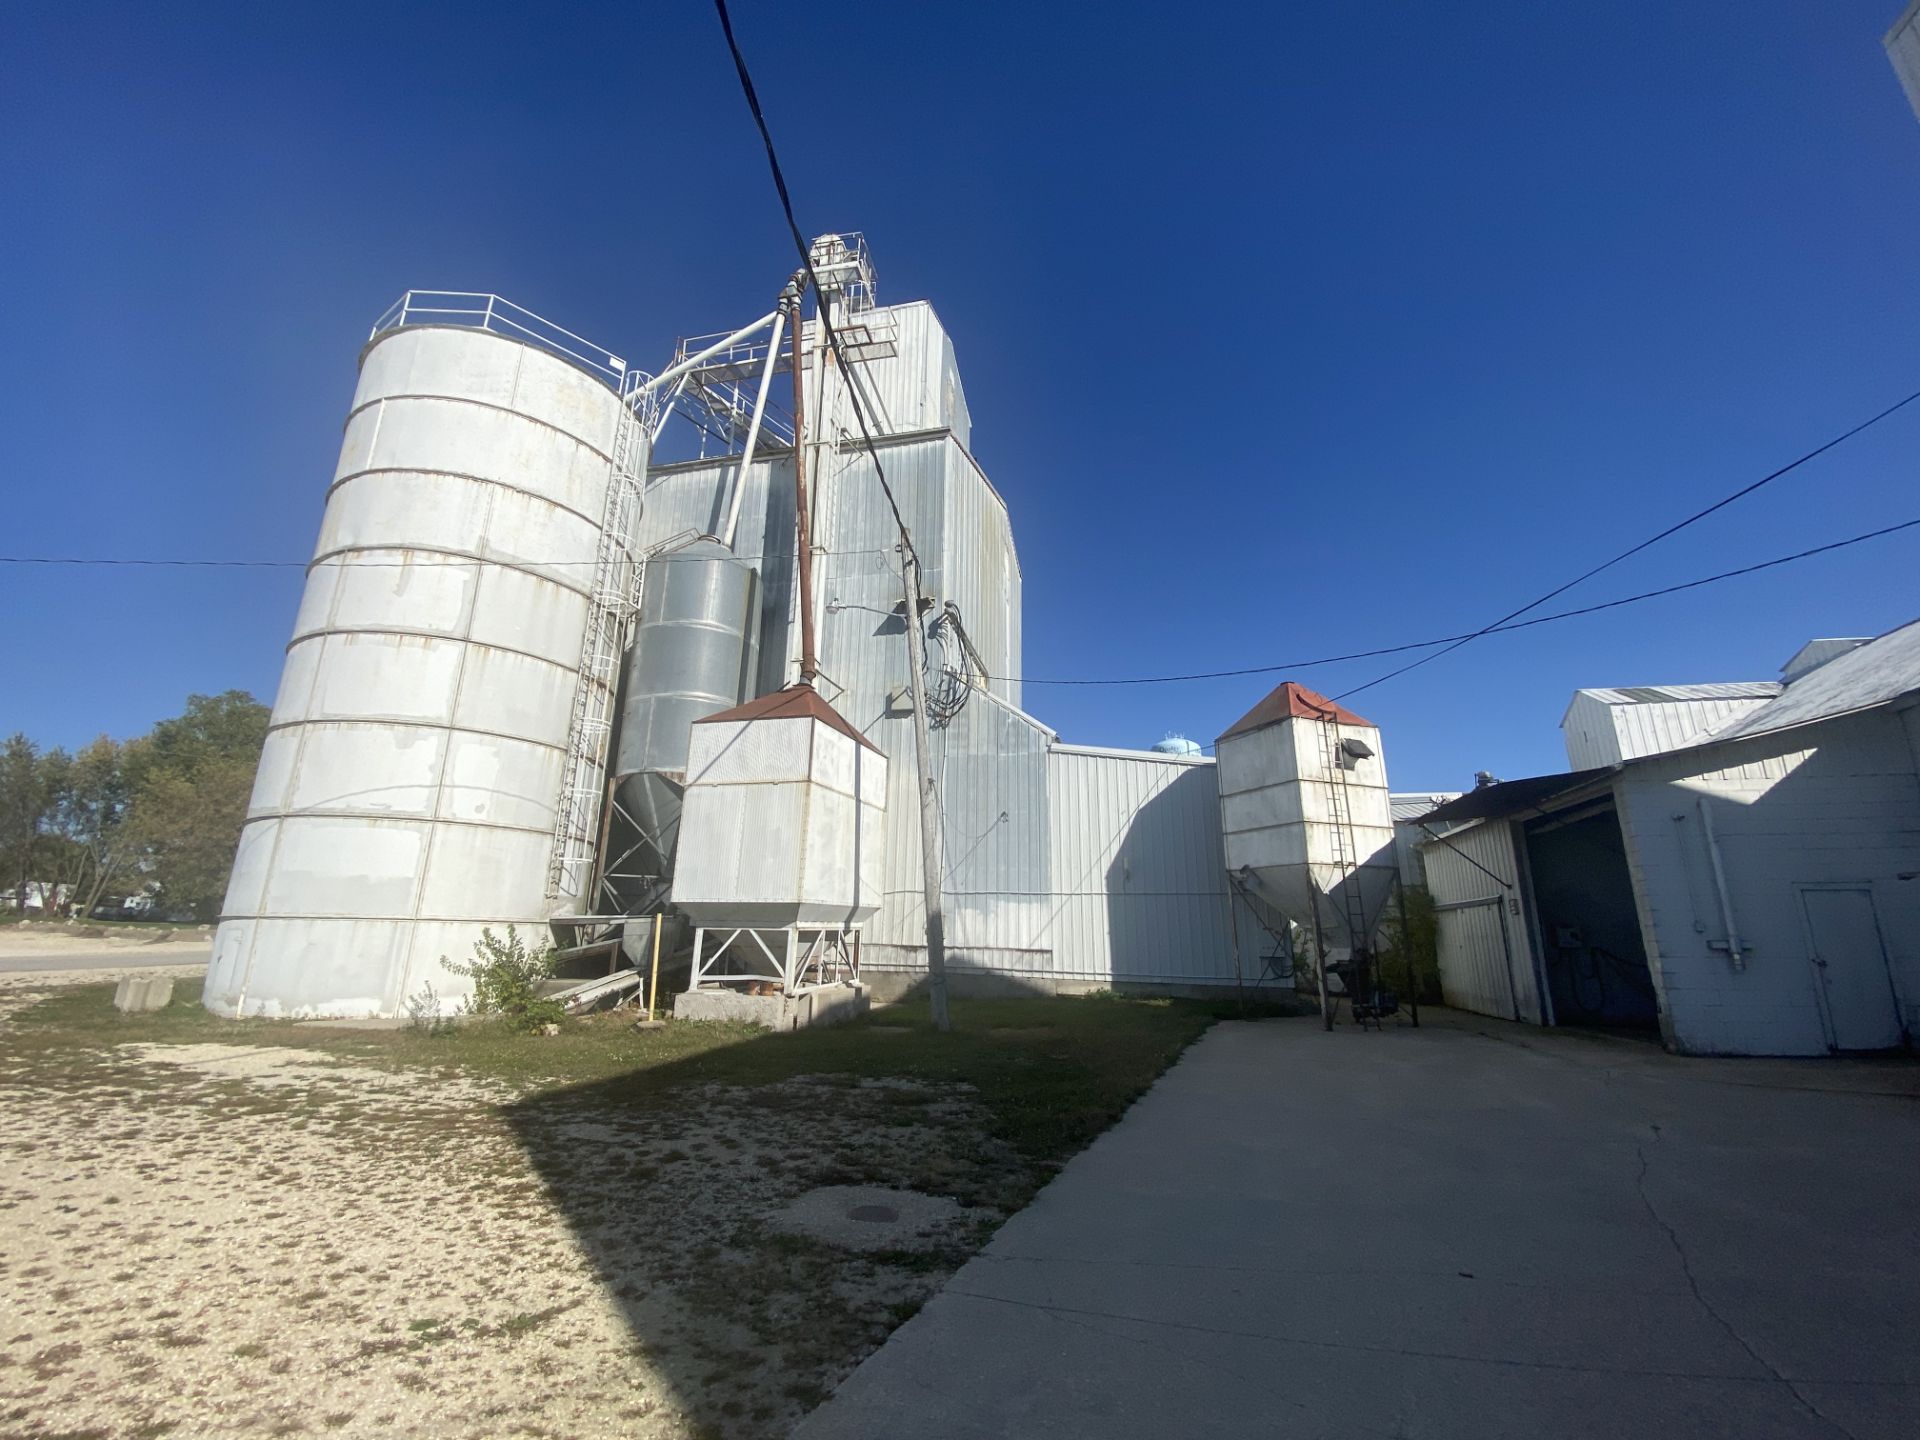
[1562,691,1625,768]
[1390,793,1459,888]
[813,301,970,449]
[1610,698,1774,762]
[1563,691,1774,769]
[1036,748,1250,985]
[942,446,1020,709]
[640,454,799,697]
[805,430,1029,961]
[1581,684,1780,704]
[636,304,1250,990]
[1420,819,1545,1023]
[870,692,1053,961]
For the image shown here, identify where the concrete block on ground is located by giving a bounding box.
[113,975,174,1013]
[673,984,869,1031]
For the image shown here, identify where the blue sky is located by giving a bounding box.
[4,0,1918,792]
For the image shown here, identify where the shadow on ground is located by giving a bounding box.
[498,990,1309,1438]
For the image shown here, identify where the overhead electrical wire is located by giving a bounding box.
[0,548,890,570]
[709,0,916,562]
[1327,384,1920,703]
[1004,516,1920,687]
[5,518,1915,684]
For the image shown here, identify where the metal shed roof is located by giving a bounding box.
[1409,768,1613,828]
[1709,618,1920,744]
[693,682,882,751]
[1574,682,1781,705]
[1218,682,1374,741]
[1392,792,1463,822]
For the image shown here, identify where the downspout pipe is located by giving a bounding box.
[790,286,819,683]
[635,311,779,398]
[720,295,789,550]
[1696,798,1747,971]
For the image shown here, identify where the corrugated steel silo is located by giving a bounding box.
[205,315,629,1018]
[613,537,761,879]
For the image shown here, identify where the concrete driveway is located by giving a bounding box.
[0,930,210,975]
[796,1012,1919,1440]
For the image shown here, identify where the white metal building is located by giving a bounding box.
[209,253,1273,1017]
[1417,621,1920,1055]
[1560,683,1780,769]
[1390,792,1461,888]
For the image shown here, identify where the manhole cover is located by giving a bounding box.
[849,1204,899,1223]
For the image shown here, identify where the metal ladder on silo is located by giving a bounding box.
[546,376,651,902]
[1319,715,1372,953]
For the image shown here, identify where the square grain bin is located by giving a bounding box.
[1215,682,1398,961]
[671,684,888,931]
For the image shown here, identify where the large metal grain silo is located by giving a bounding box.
[612,537,761,883]
[205,305,632,1018]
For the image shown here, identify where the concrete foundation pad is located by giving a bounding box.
[673,984,869,1031]
[112,975,174,1013]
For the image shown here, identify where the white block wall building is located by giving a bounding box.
[1418,621,1920,1055]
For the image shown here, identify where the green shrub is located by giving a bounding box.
[441,928,565,1032]
[1378,886,1443,1003]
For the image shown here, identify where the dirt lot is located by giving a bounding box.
[0,970,1264,1439]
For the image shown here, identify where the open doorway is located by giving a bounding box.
[1523,805,1659,1032]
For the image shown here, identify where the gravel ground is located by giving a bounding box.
[0,969,1018,1439]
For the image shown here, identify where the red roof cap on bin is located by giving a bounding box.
[692,683,882,752]
[1217,682,1374,741]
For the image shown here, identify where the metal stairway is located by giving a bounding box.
[1319,716,1373,954]
[546,373,653,902]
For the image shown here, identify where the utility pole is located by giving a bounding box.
[1310,896,1333,1032]
[898,549,951,1031]
[1394,872,1419,1027]
[793,255,950,1030]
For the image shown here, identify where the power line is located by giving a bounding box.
[5,517,1914,686]
[1328,385,1920,703]
[1002,516,1920,687]
[711,0,958,1030]
[710,0,915,562]
[0,548,890,570]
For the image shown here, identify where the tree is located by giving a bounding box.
[54,736,141,918]
[0,734,53,912]
[125,692,270,921]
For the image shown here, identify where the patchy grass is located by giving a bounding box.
[3,973,1306,1439]
[7,978,1298,1161]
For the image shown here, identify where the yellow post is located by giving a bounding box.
[646,912,663,1023]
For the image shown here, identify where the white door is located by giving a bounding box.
[1798,886,1903,1051]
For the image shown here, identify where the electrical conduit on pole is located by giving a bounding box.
[900,551,951,1030]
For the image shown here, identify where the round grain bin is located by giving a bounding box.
[613,537,761,881]
[205,319,629,1018]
